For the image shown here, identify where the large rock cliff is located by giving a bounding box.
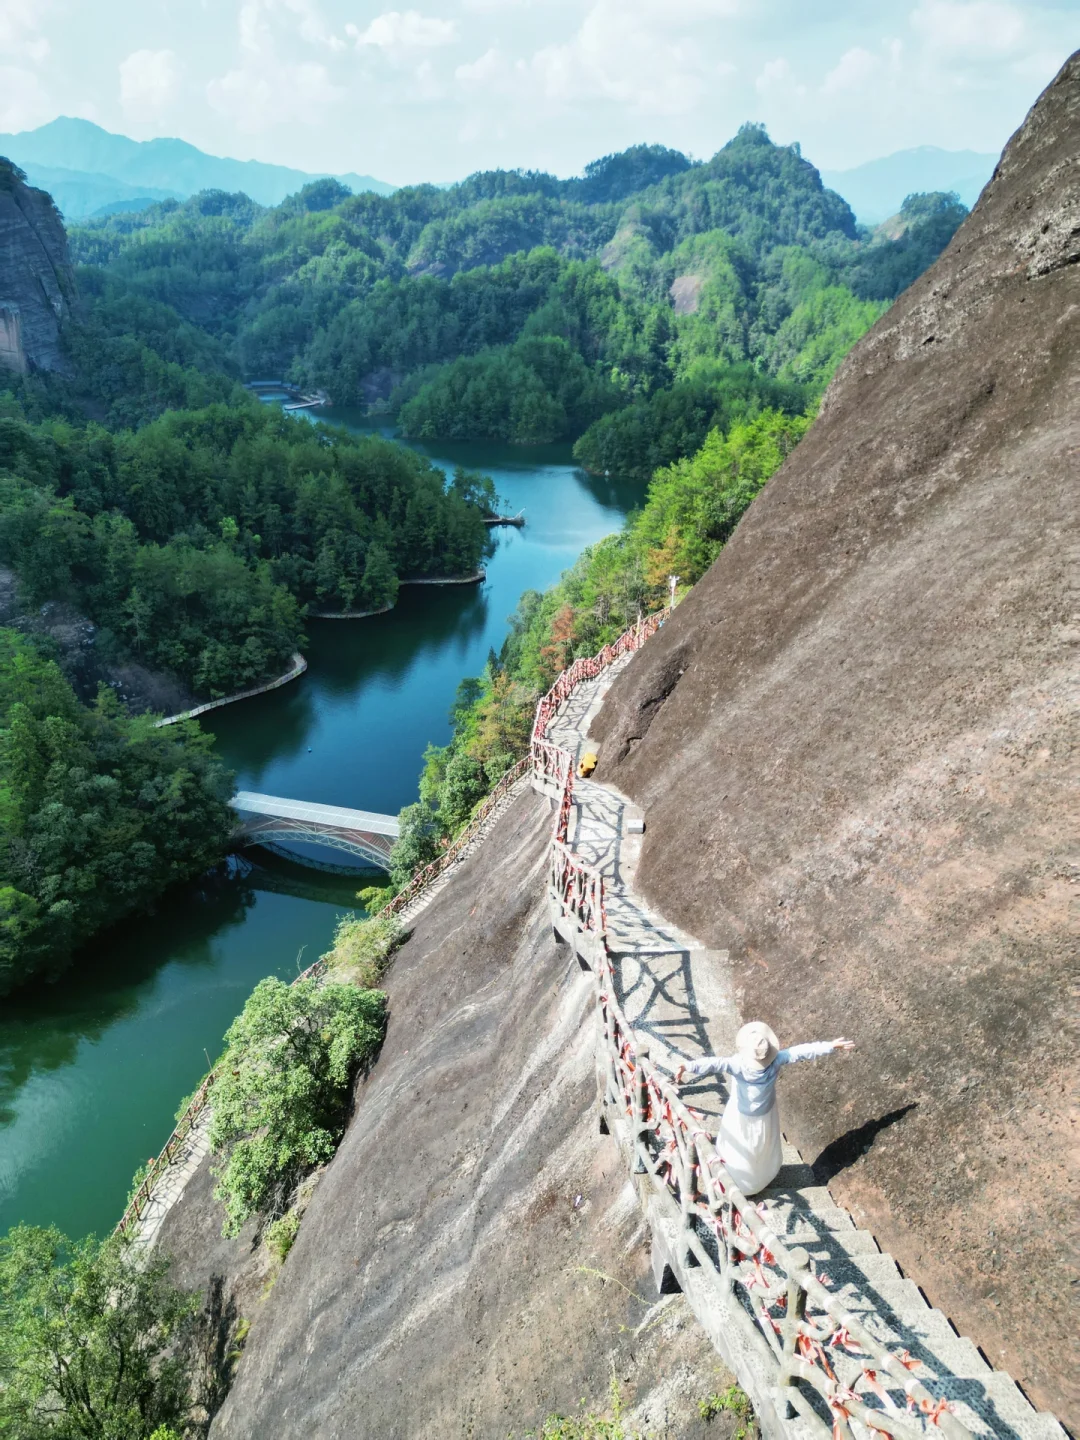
[591,52,1079,1425]
[0,158,74,374]
[160,795,735,1439]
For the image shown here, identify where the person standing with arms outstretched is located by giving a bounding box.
[674,1022,856,1195]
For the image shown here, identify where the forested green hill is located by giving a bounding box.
[67,129,967,478]
[0,404,487,695]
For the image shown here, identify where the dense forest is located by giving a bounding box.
[66,130,967,477]
[0,402,489,695]
[0,127,965,987]
[0,630,233,992]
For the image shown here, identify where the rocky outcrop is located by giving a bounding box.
[0,158,74,374]
[591,52,1079,1426]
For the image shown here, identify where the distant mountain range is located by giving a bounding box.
[0,117,395,219]
[0,119,1000,229]
[820,146,998,224]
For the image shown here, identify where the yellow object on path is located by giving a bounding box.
[577,752,598,778]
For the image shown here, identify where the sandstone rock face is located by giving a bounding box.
[591,53,1079,1426]
[162,794,733,1440]
[0,159,74,374]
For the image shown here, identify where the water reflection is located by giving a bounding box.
[1,432,647,1240]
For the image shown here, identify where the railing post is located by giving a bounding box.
[682,1135,699,1241]
[779,1246,810,1414]
[708,1186,728,1279]
[633,1042,650,1174]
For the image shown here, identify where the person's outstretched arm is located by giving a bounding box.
[778,1038,855,1066]
[673,1055,735,1085]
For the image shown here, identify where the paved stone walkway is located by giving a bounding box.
[128,1113,211,1255]
[544,657,1065,1440]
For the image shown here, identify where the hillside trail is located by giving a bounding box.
[545,654,1065,1440]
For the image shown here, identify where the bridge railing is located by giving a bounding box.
[529,609,973,1440]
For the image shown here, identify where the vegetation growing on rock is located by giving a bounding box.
[208,975,386,1236]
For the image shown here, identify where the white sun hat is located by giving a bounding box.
[736,1021,779,1068]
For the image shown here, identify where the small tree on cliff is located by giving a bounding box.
[208,976,386,1236]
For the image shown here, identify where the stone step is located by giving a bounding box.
[760,1184,839,1210]
[757,1197,859,1232]
[829,1285,1002,1390]
[775,1217,881,1256]
[910,1374,1064,1440]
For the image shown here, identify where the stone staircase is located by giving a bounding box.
[541,657,1065,1440]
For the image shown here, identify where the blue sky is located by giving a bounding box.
[1,0,1076,182]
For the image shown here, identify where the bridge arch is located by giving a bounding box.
[230,792,400,871]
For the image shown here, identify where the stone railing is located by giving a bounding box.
[530,612,974,1440]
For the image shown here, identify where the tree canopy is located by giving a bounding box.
[0,631,234,992]
[63,135,966,468]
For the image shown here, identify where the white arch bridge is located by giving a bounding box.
[230,792,400,870]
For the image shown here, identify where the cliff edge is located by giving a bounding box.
[0,158,74,374]
[591,53,1079,1424]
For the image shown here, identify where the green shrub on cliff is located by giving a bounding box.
[0,1225,198,1439]
[209,976,386,1235]
[325,909,402,988]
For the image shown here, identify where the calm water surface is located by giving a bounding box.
[0,422,644,1240]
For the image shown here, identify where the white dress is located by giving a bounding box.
[683,1042,835,1195]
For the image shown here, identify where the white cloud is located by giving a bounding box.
[532,0,728,116]
[347,11,459,49]
[0,64,51,130]
[756,56,792,94]
[119,49,183,123]
[455,47,505,84]
[208,57,342,131]
[281,0,345,49]
[207,0,345,133]
[910,0,1025,57]
[822,45,880,94]
[0,0,49,62]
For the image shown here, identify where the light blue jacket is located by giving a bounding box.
[684,1042,835,1116]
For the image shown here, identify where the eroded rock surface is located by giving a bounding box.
[161,793,735,1439]
[591,52,1079,1426]
[0,159,74,374]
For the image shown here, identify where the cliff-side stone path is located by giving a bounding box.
[544,656,1065,1440]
